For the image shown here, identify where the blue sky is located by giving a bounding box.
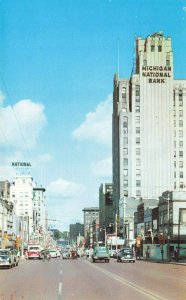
[0,0,186,231]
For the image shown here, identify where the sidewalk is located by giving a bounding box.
[138,257,186,266]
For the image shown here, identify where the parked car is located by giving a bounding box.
[117,247,135,263]
[92,246,110,263]
[0,249,15,269]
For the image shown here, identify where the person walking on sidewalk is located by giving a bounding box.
[146,246,150,260]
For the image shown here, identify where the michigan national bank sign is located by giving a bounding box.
[12,162,32,167]
[142,65,172,83]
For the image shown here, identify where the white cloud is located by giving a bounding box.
[0,99,46,149]
[37,153,53,162]
[47,178,86,200]
[91,156,112,177]
[72,94,112,146]
[0,90,5,105]
[0,165,15,181]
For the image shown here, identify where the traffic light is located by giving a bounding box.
[15,237,21,249]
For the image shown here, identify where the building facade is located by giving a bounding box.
[69,222,84,244]
[113,32,186,213]
[99,183,114,232]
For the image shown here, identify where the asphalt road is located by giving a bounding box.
[0,257,186,300]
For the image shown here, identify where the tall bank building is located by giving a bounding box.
[113,32,186,213]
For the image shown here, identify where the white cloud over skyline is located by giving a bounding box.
[72,94,112,147]
[90,156,112,178]
[47,178,86,200]
[0,99,46,149]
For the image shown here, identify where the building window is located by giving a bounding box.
[174,171,176,178]
[123,117,128,128]
[136,137,140,144]
[151,45,155,52]
[179,141,183,148]
[180,171,183,178]
[143,59,147,66]
[180,208,186,223]
[179,110,183,117]
[179,182,184,188]
[136,159,141,166]
[124,169,128,176]
[136,169,141,176]
[179,120,183,127]
[124,190,128,197]
[136,106,140,113]
[136,180,141,187]
[136,190,141,197]
[136,148,140,155]
[124,137,128,144]
[174,120,176,127]
[179,130,183,137]
[124,158,128,166]
[174,182,176,189]
[158,45,162,52]
[124,148,128,155]
[136,127,140,134]
[179,151,183,158]
[124,180,128,187]
[166,60,170,67]
[136,116,140,123]
[179,161,183,168]
[135,85,140,96]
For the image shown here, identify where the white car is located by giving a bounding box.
[0,249,15,269]
[49,250,57,258]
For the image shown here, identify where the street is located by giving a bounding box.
[0,257,186,300]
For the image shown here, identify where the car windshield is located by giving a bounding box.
[121,249,132,254]
[29,247,40,250]
[97,247,107,252]
[0,251,9,256]
[0,254,8,259]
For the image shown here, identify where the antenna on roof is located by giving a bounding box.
[117,36,120,78]
[131,34,137,76]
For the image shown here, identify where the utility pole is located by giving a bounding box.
[167,193,170,262]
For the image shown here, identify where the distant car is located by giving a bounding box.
[40,250,51,260]
[117,247,135,263]
[92,246,110,263]
[109,249,117,258]
[0,249,15,269]
[62,251,70,259]
[49,250,57,258]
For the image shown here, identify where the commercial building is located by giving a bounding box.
[113,32,186,221]
[99,183,114,241]
[69,222,84,244]
[82,207,99,247]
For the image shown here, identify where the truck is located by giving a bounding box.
[27,242,41,259]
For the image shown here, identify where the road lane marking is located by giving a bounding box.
[85,260,165,300]
[58,282,62,295]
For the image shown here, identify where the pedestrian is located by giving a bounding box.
[24,250,28,260]
[174,247,179,261]
[146,246,150,260]
[136,247,140,260]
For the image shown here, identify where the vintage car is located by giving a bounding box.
[117,247,135,263]
[92,246,110,263]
